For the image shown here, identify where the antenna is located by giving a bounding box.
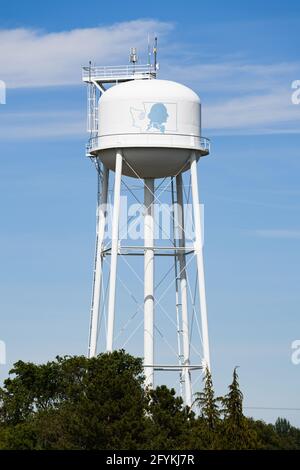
[153,37,158,70]
[88,60,92,81]
[129,47,138,64]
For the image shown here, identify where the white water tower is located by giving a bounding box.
[82,42,211,407]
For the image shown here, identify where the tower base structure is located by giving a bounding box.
[88,149,210,407]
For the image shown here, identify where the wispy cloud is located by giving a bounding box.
[0,111,85,139]
[165,62,300,94]
[0,20,172,88]
[254,229,300,239]
[1,20,300,137]
[163,62,300,135]
[203,89,300,134]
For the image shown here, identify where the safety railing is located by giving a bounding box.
[86,135,211,155]
[82,64,156,81]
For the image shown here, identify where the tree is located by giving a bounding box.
[221,367,258,449]
[145,385,193,449]
[1,354,300,450]
[273,418,300,450]
[194,367,220,431]
[0,351,148,450]
[190,368,222,449]
[275,417,292,436]
[222,367,244,426]
[0,359,63,425]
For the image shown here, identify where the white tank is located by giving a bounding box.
[91,79,209,178]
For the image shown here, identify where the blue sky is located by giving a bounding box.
[0,0,300,426]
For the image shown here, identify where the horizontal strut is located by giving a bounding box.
[144,364,203,371]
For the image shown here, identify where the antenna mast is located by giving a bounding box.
[153,37,158,70]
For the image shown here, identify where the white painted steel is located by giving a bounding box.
[88,166,109,358]
[176,173,193,406]
[190,152,211,370]
[171,179,184,400]
[106,150,123,352]
[144,178,155,388]
[82,64,156,83]
[84,60,212,405]
[92,79,209,178]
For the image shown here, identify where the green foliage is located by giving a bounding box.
[275,417,292,435]
[222,367,243,425]
[221,367,258,449]
[191,367,222,449]
[273,418,300,449]
[145,385,194,449]
[194,367,220,430]
[0,351,147,449]
[0,353,299,450]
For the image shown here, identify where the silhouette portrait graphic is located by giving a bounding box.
[147,103,169,133]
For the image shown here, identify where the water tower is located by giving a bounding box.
[82,41,211,407]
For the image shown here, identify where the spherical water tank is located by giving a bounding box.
[91,79,209,178]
